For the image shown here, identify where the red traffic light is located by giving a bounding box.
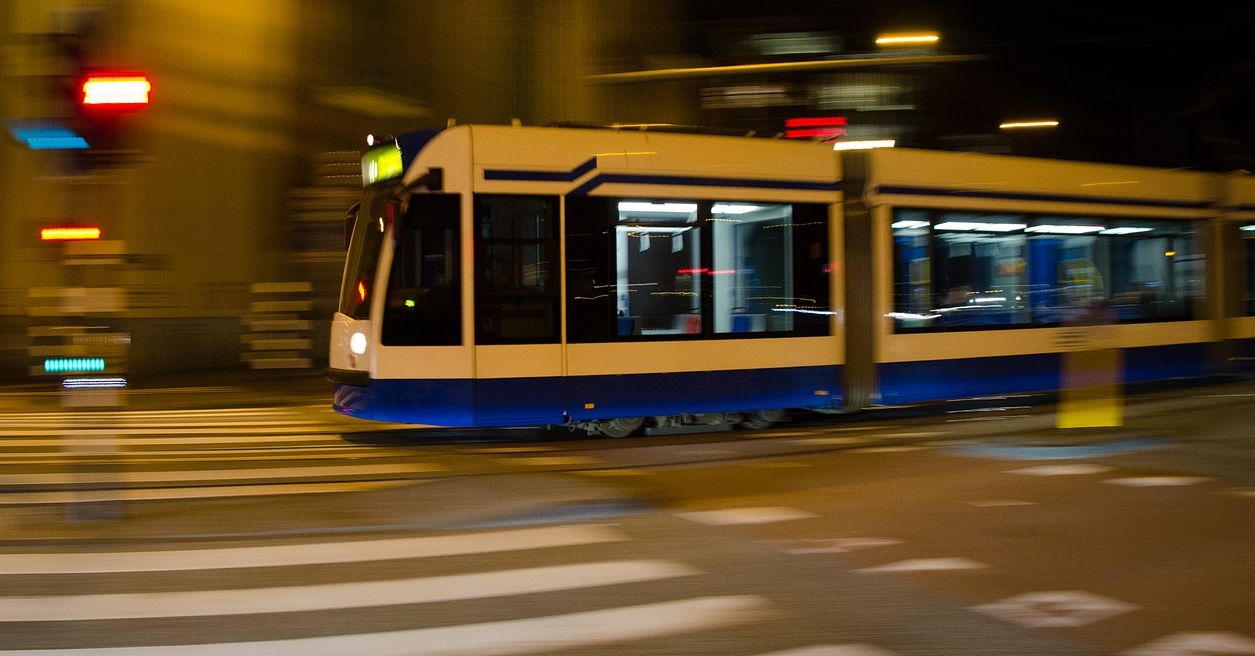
[81,74,151,109]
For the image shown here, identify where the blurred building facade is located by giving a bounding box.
[3,1,1240,377]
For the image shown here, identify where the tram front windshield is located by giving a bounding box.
[339,187,388,320]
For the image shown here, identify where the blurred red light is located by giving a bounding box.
[785,116,848,128]
[81,75,151,107]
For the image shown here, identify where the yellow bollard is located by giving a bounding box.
[1057,346,1124,429]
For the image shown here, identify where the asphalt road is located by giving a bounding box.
[0,374,1252,654]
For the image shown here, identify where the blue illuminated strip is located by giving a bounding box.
[44,358,106,374]
[875,185,1211,210]
[7,122,89,150]
[484,157,598,182]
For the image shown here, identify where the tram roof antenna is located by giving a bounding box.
[446,118,457,128]
[511,118,522,127]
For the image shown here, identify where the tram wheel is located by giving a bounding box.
[594,417,644,438]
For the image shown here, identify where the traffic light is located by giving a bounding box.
[80,73,151,110]
[74,70,151,155]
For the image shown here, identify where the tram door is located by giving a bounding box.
[472,195,566,425]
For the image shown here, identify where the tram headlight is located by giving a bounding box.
[349,332,368,355]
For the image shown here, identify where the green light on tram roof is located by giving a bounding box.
[362,143,403,186]
[44,358,106,373]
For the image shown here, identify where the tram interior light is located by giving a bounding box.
[935,222,1026,232]
[1026,225,1105,235]
[618,202,698,213]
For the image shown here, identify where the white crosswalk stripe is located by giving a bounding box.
[0,524,628,574]
[0,596,773,656]
[0,560,701,621]
[0,406,425,504]
[0,523,829,655]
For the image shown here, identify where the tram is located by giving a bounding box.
[328,123,1255,435]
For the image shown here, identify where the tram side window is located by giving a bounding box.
[712,202,829,335]
[473,195,560,344]
[890,208,1201,332]
[915,212,1031,329]
[567,197,831,342]
[381,194,462,346]
[1027,217,1199,324]
[614,200,703,336]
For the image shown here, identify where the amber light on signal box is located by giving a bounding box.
[41,227,102,241]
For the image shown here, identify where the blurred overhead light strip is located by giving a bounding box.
[1000,120,1060,129]
[586,54,985,83]
[875,34,941,46]
[41,227,101,241]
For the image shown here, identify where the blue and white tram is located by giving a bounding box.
[329,123,1255,434]
[330,125,843,434]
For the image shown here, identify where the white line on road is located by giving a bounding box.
[782,538,902,555]
[0,560,699,621]
[755,646,897,656]
[677,506,818,526]
[0,449,407,466]
[1105,476,1212,487]
[857,558,987,573]
[0,426,334,437]
[1121,631,1255,656]
[0,595,771,656]
[1006,464,1114,476]
[0,524,627,574]
[972,590,1137,628]
[0,463,442,486]
[0,434,344,447]
[0,481,413,506]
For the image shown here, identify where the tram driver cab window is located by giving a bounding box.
[381,194,462,346]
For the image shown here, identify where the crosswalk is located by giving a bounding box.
[0,405,429,505]
[0,522,881,655]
